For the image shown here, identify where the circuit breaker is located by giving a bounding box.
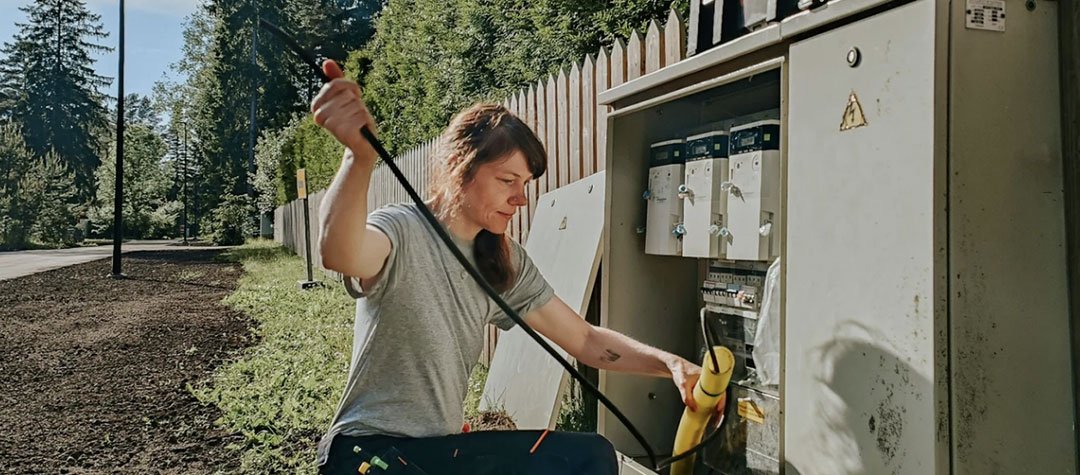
[702,265,765,313]
[681,131,730,259]
[724,120,780,261]
[645,139,686,256]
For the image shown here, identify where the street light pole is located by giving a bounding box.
[182,122,189,244]
[110,0,125,279]
[248,0,259,236]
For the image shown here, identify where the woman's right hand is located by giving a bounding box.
[311,60,378,164]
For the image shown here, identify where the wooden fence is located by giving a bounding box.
[275,10,688,365]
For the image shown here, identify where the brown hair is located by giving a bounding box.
[429,103,547,292]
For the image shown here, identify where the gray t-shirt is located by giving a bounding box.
[317,203,554,464]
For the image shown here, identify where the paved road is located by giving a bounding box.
[0,240,225,281]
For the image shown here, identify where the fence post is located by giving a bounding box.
[596,46,611,172]
[665,9,686,67]
[556,68,570,187]
[627,30,645,81]
[569,62,583,183]
[646,20,663,74]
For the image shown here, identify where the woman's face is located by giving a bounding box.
[459,150,533,235]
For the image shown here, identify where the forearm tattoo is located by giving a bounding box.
[602,349,622,363]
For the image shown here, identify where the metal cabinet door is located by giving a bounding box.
[784,1,947,474]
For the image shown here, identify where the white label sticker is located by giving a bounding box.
[966,0,1006,32]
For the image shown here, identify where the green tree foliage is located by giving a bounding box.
[253,120,296,214]
[0,120,36,248]
[123,93,159,128]
[154,57,203,238]
[161,123,199,238]
[25,150,80,246]
[204,193,255,246]
[188,0,382,216]
[286,0,382,100]
[0,0,112,202]
[189,0,685,211]
[594,0,690,41]
[0,120,80,249]
[356,0,688,155]
[89,124,179,239]
[290,119,345,198]
[254,115,344,209]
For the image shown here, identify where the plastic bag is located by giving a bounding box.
[753,258,781,386]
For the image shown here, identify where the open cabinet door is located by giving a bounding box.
[481,172,606,430]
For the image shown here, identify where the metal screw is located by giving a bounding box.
[847,47,861,67]
[1025,0,1035,11]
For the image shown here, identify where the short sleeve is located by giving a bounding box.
[349,204,410,299]
[489,240,555,330]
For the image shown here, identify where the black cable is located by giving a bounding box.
[701,308,720,371]
[259,18,730,471]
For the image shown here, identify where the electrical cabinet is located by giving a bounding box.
[598,0,1073,473]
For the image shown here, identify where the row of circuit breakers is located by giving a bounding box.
[644,119,780,261]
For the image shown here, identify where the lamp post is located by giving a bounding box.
[248,0,259,237]
[181,121,189,244]
[109,0,125,279]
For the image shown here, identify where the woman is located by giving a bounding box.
[312,59,704,475]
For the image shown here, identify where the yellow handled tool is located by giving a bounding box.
[670,345,734,475]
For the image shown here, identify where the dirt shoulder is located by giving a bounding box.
[0,250,253,474]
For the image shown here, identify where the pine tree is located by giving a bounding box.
[159,5,213,236]
[89,124,173,238]
[0,120,80,248]
[26,150,79,246]
[0,120,35,248]
[0,0,112,203]
[176,1,382,217]
[124,93,158,128]
[286,0,381,86]
[193,0,303,212]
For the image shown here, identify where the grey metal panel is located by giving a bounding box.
[947,0,1077,471]
[608,58,786,120]
[779,0,894,39]
[785,1,945,474]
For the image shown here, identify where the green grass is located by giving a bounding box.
[192,239,356,474]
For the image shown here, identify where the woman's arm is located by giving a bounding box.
[524,296,703,410]
[311,60,391,280]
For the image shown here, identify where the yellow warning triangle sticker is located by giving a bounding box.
[840,91,868,131]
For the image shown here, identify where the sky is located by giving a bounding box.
[0,0,201,99]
